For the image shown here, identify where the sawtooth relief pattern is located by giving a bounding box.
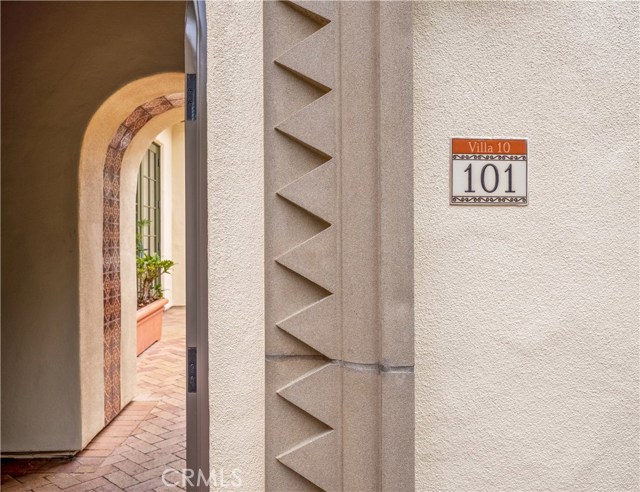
[265,1,340,490]
[265,2,414,490]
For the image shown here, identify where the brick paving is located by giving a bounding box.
[1,308,187,492]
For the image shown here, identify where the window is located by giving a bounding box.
[136,142,161,255]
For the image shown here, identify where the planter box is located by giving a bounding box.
[136,297,168,355]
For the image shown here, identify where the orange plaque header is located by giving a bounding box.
[452,138,527,155]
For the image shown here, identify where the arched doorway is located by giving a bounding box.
[79,73,185,439]
[77,4,210,484]
[101,92,185,422]
[1,2,209,487]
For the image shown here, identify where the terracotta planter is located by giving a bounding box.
[136,298,168,356]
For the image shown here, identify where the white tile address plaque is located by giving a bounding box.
[450,137,528,205]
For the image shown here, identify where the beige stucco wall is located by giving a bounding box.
[171,123,187,307]
[414,2,639,490]
[206,0,264,488]
[1,1,184,453]
[157,127,175,306]
[155,122,186,308]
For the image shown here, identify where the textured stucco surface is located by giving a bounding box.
[414,2,639,490]
[206,1,264,489]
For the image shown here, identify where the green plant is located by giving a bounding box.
[137,253,175,307]
[136,220,175,307]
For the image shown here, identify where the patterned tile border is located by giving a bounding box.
[103,94,184,423]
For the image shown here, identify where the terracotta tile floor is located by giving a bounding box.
[2,307,187,491]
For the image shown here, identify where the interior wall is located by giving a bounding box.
[414,2,639,490]
[156,127,175,306]
[170,123,187,307]
[155,122,186,309]
[1,1,184,453]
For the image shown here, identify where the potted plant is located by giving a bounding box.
[136,221,175,355]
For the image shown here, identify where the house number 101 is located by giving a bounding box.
[463,163,516,194]
[450,137,528,206]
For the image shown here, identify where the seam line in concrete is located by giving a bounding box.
[265,355,414,373]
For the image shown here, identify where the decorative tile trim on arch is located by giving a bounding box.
[103,93,184,424]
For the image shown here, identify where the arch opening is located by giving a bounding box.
[79,73,185,444]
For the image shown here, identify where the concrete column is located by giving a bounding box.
[264,2,414,490]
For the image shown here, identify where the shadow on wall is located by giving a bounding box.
[1,0,185,455]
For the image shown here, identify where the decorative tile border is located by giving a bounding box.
[452,154,527,161]
[451,195,527,204]
[102,94,184,424]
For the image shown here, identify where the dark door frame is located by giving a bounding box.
[185,2,209,490]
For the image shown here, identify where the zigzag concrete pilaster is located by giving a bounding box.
[265,2,414,490]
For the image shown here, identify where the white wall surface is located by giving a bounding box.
[414,2,639,491]
[206,1,264,489]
